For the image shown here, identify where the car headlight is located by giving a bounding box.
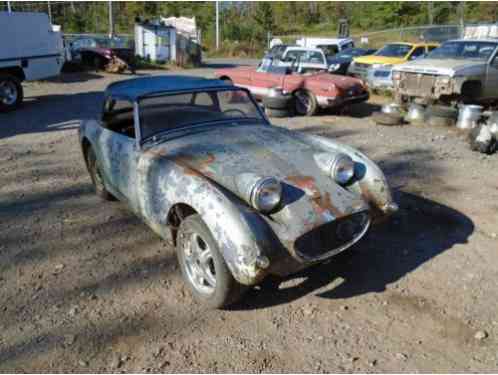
[331,154,355,185]
[249,177,282,213]
[392,70,401,80]
[371,63,383,69]
[436,75,451,84]
[329,63,341,72]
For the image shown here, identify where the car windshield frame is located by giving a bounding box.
[374,43,413,58]
[136,86,269,146]
[426,41,498,61]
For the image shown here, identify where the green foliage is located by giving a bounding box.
[7,1,498,53]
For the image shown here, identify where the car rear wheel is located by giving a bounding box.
[87,147,114,201]
[0,74,23,113]
[176,214,246,309]
[294,90,318,116]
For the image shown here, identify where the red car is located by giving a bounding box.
[215,64,369,116]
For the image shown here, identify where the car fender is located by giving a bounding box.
[136,151,274,285]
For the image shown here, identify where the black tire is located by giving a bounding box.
[294,90,318,116]
[372,111,403,126]
[265,107,292,118]
[263,95,293,110]
[176,214,246,309]
[0,74,23,113]
[426,105,458,119]
[86,147,114,201]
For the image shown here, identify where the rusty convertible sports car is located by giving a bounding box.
[78,75,397,308]
[214,62,368,116]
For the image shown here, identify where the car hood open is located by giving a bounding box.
[143,123,368,219]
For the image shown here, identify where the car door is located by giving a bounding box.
[99,97,140,210]
[484,48,498,98]
[250,67,285,98]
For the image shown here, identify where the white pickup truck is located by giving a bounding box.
[0,12,64,112]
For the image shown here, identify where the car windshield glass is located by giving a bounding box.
[375,44,412,58]
[427,41,498,60]
[334,48,364,59]
[139,88,265,141]
[317,44,339,57]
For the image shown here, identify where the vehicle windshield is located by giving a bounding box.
[316,44,339,57]
[139,88,265,141]
[426,41,498,60]
[333,48,366,59]
[375,43,413,58]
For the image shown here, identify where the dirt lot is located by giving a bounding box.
[1,60,498,373]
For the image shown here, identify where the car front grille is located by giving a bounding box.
[294,211,370,261]
[355,63,371,70]
[400,72,438,96]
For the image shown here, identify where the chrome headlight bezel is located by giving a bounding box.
[392,70,402,80]
[331,154,355,185]
[250,176,282,213]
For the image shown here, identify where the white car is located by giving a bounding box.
[296,37,355,56]
[269,46,329,73]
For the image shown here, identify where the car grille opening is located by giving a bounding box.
[294,211,370,260]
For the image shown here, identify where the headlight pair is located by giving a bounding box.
[329,63,341,72]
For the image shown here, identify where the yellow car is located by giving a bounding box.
[348,42,439,80]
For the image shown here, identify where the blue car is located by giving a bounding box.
[327,48,377,75]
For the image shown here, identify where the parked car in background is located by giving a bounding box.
[0,11,63,112]
[215,60,369,116]
[70,36,136,73]
[393,39,498,105]
[348,42,439,80]
[296,37,355,57]
[79,75,397,308]
[327,47,377,75]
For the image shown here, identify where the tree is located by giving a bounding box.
[254,2,275,42]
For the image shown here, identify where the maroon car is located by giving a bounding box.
[215,63,368,116]
[70,36,135,74]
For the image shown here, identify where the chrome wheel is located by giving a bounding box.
[0,80,18,106]
[182,232,217,295]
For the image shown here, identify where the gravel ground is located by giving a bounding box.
[1,60,497,372]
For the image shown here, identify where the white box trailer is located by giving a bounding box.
[0,11,63,112]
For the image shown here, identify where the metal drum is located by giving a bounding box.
[405,103,426,123]
[381,103,402,115]
[457,104,483,130]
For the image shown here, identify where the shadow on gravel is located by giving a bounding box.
[0,91,102,140]
[233,191,474,310]
[44,72,104,83]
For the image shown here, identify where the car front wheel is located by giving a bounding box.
[0,74,23,112]
[294,90,318,116]
[176,214,246,309]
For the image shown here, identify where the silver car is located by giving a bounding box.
[78,75,398,308]
[393,39,498,105]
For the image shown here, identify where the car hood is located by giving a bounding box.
[304,72,365,90]
[393,58,486,77]
[354,55,407,65]
[144,124,368,218]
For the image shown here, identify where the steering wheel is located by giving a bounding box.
[223,108,247,117]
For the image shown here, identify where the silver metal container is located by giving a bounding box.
[457,104,483,130]
[405,103,426,123]
[381,103,402,115]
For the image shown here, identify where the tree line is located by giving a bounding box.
[3,1,498,49]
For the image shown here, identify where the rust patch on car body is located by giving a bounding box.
[285,175,320,198]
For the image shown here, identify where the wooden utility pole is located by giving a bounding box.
[428,2,434,25]
[47,1,52,23]
[108,1,114,38]
[216,1,220,50]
